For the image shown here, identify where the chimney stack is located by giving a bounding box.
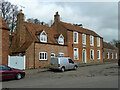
[54,11,60,23]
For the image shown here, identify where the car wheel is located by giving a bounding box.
[61,67,65,72]
[16,73,22,80]
[74,66,77,70]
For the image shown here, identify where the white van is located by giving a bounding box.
[49,57,78,72]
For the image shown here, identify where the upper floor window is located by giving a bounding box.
[107,52,109,59]
[90,49,94,60]
[82,34,86,45]
[97,37,100,47]
[58,34,64,45]
[40,30,47,43]
[90,35,94,46]
[97,50,100,59]
[73,32,78,44]
[115,53,117,59]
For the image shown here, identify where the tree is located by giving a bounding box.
[0,0,19,32]
[27,18,40,24]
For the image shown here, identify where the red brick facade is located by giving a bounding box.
[103,42,119,62]
[10,11,118,69]
[0,17,10,65]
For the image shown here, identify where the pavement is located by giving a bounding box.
[25,62,117,75]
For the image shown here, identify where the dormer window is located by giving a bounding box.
[58,34,64,45]
[40,30,47,43]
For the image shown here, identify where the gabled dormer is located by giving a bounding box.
[58,34,64,45]
[40,30,47,43]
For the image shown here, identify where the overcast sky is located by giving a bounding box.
[8,0,118,42]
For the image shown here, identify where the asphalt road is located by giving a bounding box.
[2,63,119,88]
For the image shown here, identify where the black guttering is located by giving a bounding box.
[0,27,10,31]
[67,28,103,39]
[35,41,68,46]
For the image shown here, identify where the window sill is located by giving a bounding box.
[39,59,48,61]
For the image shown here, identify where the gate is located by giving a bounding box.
[8,56,26,70]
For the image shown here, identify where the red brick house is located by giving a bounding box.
[10,11,103,69]
[0,16,10,65]
[52,12,103,64]
[103,42,119,62]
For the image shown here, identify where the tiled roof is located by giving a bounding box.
[0,16,9,30]
[24,22,58,44]
[103,42,118,50]
[60,21,101,38]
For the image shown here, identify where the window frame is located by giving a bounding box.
[115,53,117,59]
[58,34,64,45]
[97,37,100,47]
[39,52,47,60]
[107,52,109,59]
[111,53,113,59]
[51,53,55,58]
[82,34,86,45]
[74,48,79,60]
[59,53,64,57]
[90,35,94,46]
[97,50,101,59]
[73,32,78,44]
[40,30,47,43]
[90,49,94,60]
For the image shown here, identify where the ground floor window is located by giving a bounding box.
[39,52,47,60]
[51,53,55,58]
[107,52,109,59]
[59,53,64,57]
[90,49,94,60]
[97,50,100,59]
[115,53,117,59]
[111,53,113,59]
[74,48,79,60]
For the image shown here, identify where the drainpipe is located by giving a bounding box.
[34,42,35,69]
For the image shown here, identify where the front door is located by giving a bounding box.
[83,49,86,63]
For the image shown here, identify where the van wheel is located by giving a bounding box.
[61,67,65,72]
[74,66,77,70]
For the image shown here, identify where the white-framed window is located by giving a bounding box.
[73,32,78,44]
[90,49,94,60]
[97,37,100,47]
[115,53,117,59]
[74,48,79,60]
[39,52,47,60]
[97,50,100,59]
[111,53,113,59]
[82,34,86,45]
[90,35,94,46]
[103,52,105,59]
[51,53,55,58]
[107,52,109,59]
[40,30,47,43]
[58,34,64,45]
[59,53,64,57]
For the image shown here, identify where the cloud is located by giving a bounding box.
[8,0,118,42]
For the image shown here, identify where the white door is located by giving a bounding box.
[8,56,25,70]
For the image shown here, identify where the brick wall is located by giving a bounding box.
[103,48,119,62]
[34,43,68,68]
[0,29,9,65]
[67,30,103,64]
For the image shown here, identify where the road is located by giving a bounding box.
[2,63,119,88]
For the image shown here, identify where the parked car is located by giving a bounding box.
[49,57,78,72]
[0,65,25,81]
